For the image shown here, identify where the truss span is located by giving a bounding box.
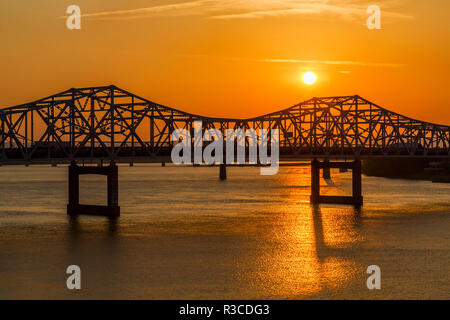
[0,85,449,165]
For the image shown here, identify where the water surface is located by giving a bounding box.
[0,164,449,299]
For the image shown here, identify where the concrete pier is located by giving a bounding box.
[67,161,120,216]
[310,159,320,204]
[352,159,362,204]
[310,159,363,206]
[219,164,227,180]
[322,159,331,179]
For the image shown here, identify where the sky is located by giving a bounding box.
[0,0,449,124]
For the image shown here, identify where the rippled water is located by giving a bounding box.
[0,164,449,299]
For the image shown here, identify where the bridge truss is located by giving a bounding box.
[0,85,449,165]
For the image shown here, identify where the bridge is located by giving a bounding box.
[1,85,449,215]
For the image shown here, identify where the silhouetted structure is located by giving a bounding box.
[67,161,119,216]
[310,159,363,206]
[0,85,448,163]
[0,85,449,214]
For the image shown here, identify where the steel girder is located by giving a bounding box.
[0,85,449,164]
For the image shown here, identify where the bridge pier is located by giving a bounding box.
[67,161,120,217]
[310,159,363,206]
[219,163,227,180]
[322,159,331,179]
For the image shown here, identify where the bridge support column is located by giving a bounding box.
[322,159,331,179]
[352,159,363,205]
[68,161,79,209]
[310,159,363,206]
[219,163,227,180]
[107,164,119,208]
[67,161,120,217]
[310,159,320,204]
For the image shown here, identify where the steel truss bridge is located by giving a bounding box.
[1,85,449,165]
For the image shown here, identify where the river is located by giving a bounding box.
[0,164,448,299]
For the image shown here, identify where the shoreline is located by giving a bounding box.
[362,158,450,183]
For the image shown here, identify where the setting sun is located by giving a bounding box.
[302,72,317,85]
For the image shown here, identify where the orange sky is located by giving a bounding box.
[0,0,449,124]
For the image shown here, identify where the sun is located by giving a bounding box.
[302,72,317,85]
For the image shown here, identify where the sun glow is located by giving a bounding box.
[302,72,317,85]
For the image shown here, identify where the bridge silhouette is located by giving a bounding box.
[1,85,449,215]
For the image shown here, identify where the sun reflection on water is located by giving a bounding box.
[233,168,363,298]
